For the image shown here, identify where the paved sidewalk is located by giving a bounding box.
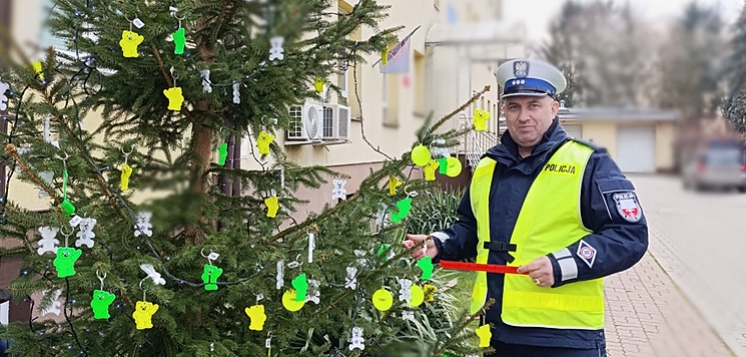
[604,253,732,357]
[628,174,746,356]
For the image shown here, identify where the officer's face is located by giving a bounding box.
[502,95,559,149]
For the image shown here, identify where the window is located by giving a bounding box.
[414,51,426,116]
[1,301,7,325]
[337,7,350,100]
[383,74,399,127]
[39,0,98,59]
[382,74,388,124]
[39,0,68,52]
[338,66,349,99]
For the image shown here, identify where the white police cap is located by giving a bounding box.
[496,59,567,98]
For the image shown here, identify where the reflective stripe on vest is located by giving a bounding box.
[469,140,604,329]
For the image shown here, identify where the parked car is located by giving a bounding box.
[682,144,746,192]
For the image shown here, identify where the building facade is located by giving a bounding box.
[254,0,525,216]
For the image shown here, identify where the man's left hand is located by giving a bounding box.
[516,256,554,288]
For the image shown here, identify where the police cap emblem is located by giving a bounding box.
[513,61,529,78]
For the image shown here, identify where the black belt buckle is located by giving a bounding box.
[483,242,516,252]
[483,242,516,263]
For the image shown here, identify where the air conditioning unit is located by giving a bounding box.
[321,104,351,141]
[286,103,323,141]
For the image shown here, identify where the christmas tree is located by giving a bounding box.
[0,0,492,355]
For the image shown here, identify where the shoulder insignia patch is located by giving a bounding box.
[613,192,642,223]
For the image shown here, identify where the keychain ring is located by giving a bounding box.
[55,152,69,161]
[200,247,214,259]
[139,278,148,301]
[403,186,418,198]
[97,270,106,290]
[59,225,73,237]
[121,145,134,155]
[200,247,217,265]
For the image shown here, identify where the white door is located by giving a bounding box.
[616,125,656,173]
[0,302,7,325]
[562,124,583,139]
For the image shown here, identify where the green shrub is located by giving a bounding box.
[405,188,465,236]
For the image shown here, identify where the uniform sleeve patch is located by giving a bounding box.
[576,240,597,268]
[612,192,642,223]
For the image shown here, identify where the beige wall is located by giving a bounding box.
[655,122,675,170]
[563,120,619,160]
[11,0,42,60]
[8,0,45,210]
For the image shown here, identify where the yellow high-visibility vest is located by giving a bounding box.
[469,140,604,329]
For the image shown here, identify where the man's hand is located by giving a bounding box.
[402,234,439,260]
[517,256,554,288]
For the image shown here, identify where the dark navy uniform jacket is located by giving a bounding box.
[432,119,649,349]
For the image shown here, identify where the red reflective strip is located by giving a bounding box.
[439,260,526,275]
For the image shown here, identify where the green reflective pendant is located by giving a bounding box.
[60,199,76,216]
[438,157,448,174]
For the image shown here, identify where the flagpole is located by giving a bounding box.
[371,25,421,68]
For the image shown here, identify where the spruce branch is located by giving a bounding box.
[0,207,36,254]
[352,47,394,161]
[265,159,407,245]
[430,300,495,357]
[429,85,491,134]
[3,143,64,220]
[313,234,430,319]
[62,278,89,357]
[216,0,233,24]
[59,124,135,226]
[151,44,174,89]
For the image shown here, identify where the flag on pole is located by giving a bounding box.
[378,26,420,74]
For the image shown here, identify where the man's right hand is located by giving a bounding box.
[402,234,439,260]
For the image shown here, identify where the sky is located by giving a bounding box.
[503,0,744,43]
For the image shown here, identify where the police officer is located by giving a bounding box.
[403,59,648,357]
